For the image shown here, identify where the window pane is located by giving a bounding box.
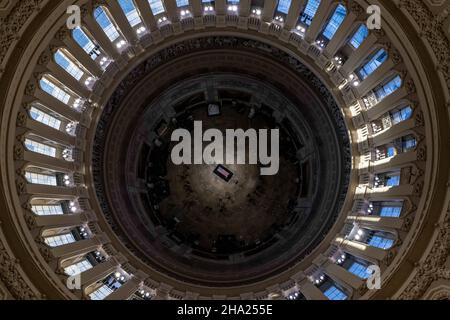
[324,286,347,300]
[54,50,84,81]
[32,205,64,216]
[72,27,99,60]
[368,235,394,249]
[386,175,400,187]
[380,206,402,217]
[349,25,369,49]
[375,76,402,100]
[402,136,417,152]
[277,0,291,14]
[148,0,165,15]
[357,49,387,80]
[118,0,142,27]
[348,262,369,279]
[40,77,71,105]
[94,7,120,42]
[392,106,412,125]
[29,107,61,130]
[300,0,321,26]
[25,139,56,157]
[90,285,114,300]
[65,260,93,276]
[387,146,396,158]
[45,233,76,247]
[25,172,57,186]
[176,0,189,7]
[322,4,346,40]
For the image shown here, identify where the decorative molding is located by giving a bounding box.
[0,233,38,300]
[0,0,45,75]
[399,0,450,92]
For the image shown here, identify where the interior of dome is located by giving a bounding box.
[0,0,449,301]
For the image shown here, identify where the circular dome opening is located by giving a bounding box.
[93,37,351,286]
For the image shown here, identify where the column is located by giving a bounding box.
[135,0,159,31]
[51,235,107,262]
[367,185,414,198]
[333,237,387,262]
[323,262,363,290]
[304,0,333,42]
[25,185,87,199]
[284,0,305,30]
[46,61,91,98]
[62,37,104,78]
[23,152,78,173]
[341,33,377,75]
[346,215,403,230]
[81,258,121,290]
[298,279,327,300]
[261,0,277,22]
[239,0,251,17]
[323,12,357,58]
[371,152,417,173]
[105,277,141,300]
[24,120,76,147]
[371,119,415,145]
[107,0,139,45]
[215,0,227,16]
[82,13,120,60]
[106,271,147,300]
[164,0,179,22]
[191,0,203,17]
[356,59,395,96]
[34,90,82,123]
[34,212,89,229]
[366,88,408,120]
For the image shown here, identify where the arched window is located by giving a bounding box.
[349,25,369,49]
[72,27,100,60]
[148,0,165,15]
[64,259,93,276]
[25,139,56,157]
[321,4,346,40]
[277,0,291,14]
[25,172,57,186]
[300,0,321,26]
[118,0,142,27]
[54,49,84,81]
[357,49,388,80]
[45,233,76,247]
[29,106,62,130]
[32,204,64,216]
[374,75,402,100]
[94,7,120,42]
[40,77,71,105]
[391,105,412,125]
